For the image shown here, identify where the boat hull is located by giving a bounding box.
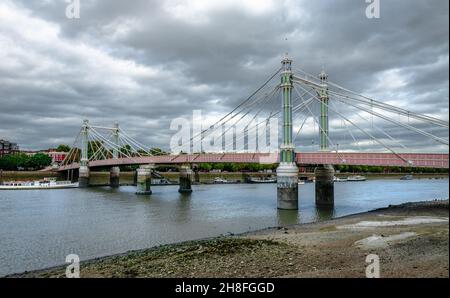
[0,183,79,190]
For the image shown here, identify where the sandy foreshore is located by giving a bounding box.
[8,200,449,278]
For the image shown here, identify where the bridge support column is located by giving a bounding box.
[277,163,299,210]
[136,165,153,195]
[315,164,335,206]
[78,166,90,188]
[193,165,200,184]
[277,56,299,210]
[110,166,120,188]
[179,165,193,194]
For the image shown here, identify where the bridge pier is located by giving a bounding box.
[136,164,153,195]
[78,166,90,188]
[277,163,299,210]
[315,164,335,206]
[193,165,200,184]
[110,166,120,188]
[179,165,193,194]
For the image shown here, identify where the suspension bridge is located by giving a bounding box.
[58,56,449,209]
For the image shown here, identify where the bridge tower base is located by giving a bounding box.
[78,166,90,188]
[179,165,193,194]
[277,163,299,210]
[315,164,335,206]
[110,167,120,188]
[136,165,153,195]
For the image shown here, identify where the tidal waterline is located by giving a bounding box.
[0,178,448,276]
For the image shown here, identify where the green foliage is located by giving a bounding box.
[198,163,212,171]
[0,153,51,170]
[0,153,30,170]
[151,148,169,156]
[56,144,71,152]
[26,153,52,170]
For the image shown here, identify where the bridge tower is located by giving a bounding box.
[276,56,299,210]
[79,120,90,188]
[314,70,335,206]
[110,121,121,188]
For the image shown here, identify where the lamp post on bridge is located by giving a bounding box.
[314,70,335,207]
[276,56,299,210]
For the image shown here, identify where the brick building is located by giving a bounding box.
[0,139,19,158]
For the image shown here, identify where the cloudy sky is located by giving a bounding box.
[0,0,448,153]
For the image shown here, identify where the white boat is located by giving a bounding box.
[334,177,348,182]
[298,180,305,185]
[213,177,229,184]
[0,178,79,190]
[400,174,413,181]
[248,177,276,184]
[347,175,367,182]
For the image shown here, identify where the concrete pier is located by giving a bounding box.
[277,163,299,210]
[315,164,335,206]
[110,166,120,188]
[136,165,153,195]
[179,165,193,194]
[193,166,200,184]
[78,166,90,188]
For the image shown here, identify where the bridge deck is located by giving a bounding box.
[58,152,449,171]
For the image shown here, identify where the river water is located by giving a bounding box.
[0,178,448,276]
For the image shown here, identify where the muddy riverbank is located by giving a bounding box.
[9,200,448,278]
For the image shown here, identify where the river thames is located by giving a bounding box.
[0,178,448,276]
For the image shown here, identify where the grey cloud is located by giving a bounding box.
[0,0,448,153]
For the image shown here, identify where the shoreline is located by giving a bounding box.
[1,171,448,185]
[7,199,449,278]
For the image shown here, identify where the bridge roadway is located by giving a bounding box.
[58,152,449,171]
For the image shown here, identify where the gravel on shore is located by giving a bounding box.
[8,200,449,278]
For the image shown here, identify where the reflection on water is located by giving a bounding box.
[315,206,336,221]
[277,210,300,226]
[0,178,448,276]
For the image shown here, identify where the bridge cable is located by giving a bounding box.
[333,95,449,146]
[186,67,283,148]
[294,82,412,165]
[328,100,363,152]
[330,98,409,151]
[293,85,347,163]
[294,68,448,128]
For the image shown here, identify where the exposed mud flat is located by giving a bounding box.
[9,200,449,278]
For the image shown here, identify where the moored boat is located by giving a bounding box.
[347,175,367,182]
[334,177,348,182]
[400,174,414,180]
[248,177,276,184]
[0,178,78,190]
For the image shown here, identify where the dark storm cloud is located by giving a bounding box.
[0,0,448,152]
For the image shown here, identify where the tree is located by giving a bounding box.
[56,144,71,152]
[27,153,52,170]
[150,148,168,156]
[0,153,30,170]
[199,163,212,172]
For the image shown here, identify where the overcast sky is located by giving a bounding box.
[0,0,448,153]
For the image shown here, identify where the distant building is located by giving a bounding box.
[45,149,69,164]
[0,139,19,158]
[21,149,68,164]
